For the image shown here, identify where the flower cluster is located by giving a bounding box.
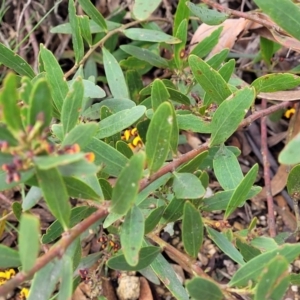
[121,128,143,151]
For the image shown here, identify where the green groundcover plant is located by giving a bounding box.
[0,0,300,299]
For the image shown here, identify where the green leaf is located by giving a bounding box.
[69,0,84,63]
[58,159,98,177]
[177,114,211,133]
[225,164,258,219]
[0,43,35,78]
[189,55,231,105]
[236,238,261,262]
[162,197,185,223]
[12,202,22,221]
[169,103,179,155]
[40,45,69,112]
[251,236,278,252]
[187,2,229,25]
[97,106,146,139]
[133,0,162,20]
[42,206,96,244]
[260,37,278,66]
[126,69,144,104]
[0,245,20,268]
[33,153,85,170]
[145,205,165,234]
[102,47,129,98]
[150,252,189,300]
[173,0,190,36]
[287,165,300,199]
[64,176,102,201]
[182,201,203,258]
[202,186,261,211]
[279,133,300,165]
[191,27,223,58]
[206,48,229,70]
[0,73,23,132]
[146,102,173,173]
[186,277,223,300]
[61,123,98,148]
[178,151,208,173]
[22,186,42,211]
[151,79,170,111]
[121,206,145,266]
[61,77,84,134]
[123,28,181,44]
[210,87,255,146]
[251,73,300,94]
[36,167,71,229]
[120,45,169,68]
[219,59,235,82]
[80,79,106,98]
[174,19,188,70]
[207,226,245,265]
[168,88,191,105]
[111,152,145,215]
[19,214,40,272]
[107,246,160,271]
[213,145,243,190]
[173,172,205,199]
[28,258,63,300]
[57,255,73,300]
[78,15,92,45]
[0,124,18,146]
[78,0,107,30]
[28,79,52,130]
[253,0,300,42]
[84,138,128,176]
[254,255,289,300]
[229,243,300,287]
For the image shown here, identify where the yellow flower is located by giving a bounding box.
[121,128,143,151]
[284,108,296,119]
[20,287,30,299]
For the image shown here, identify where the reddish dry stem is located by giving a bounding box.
[260,99,276,237]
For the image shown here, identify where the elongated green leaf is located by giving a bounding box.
[178,151,208,173]
[0,124,18,146]
[58,159,98,177]
[187,2,229,25]
[0,43,35,78]
[111,152,145,215]
[254,255,289,300]
[84,137,128,176]
[168,88,191,105]
[107,246,160,271]
[202,186,261,211]
[219,59,235,82]
[225,164,258,219]
[182,202,203,258]
[174,19,187,70]
[210,87,255,146]
[121,206,144,266]
[253,0,300,42]
[186,277,223,300]
[236,238,261,262]
[189,55,231,104]
[61,123,98,148]
[126,69,144,104]
[287,165,300,199]
[78,0,107,30]
[57,255,73,300]
[34,153,85,170]
[191,27,223,58]
[173,0,190,35]
[146,102,173,173]
[40,45,69,112]
[229,243,300,287]
[0,73,23,132]
[22,186,42,211]
[151,79,170,111]
[279,133,300,165]
[162,197,185,223]
[19,214,40,272]
[133,0,162,20]
[121,45,169,68]
[145,205,165,234]
[36,167,71,229]
[213,145,243,190]
[78,15,92,45]
[42,206,96,244]
[97,106,146,139]
[207,226,245,265]
[177,114,211,133]
[169,103,179,155]
[28,258,63,300]
[173,172,205,199]
[150,253,189,300]
[103,47,129,98]
[69,0,84,63]
[61,77,84,135]
[28,79,52,130]
[251,237,278,252]
[0,245,20,268]
[251,73,300,94]
[123,28,181,44]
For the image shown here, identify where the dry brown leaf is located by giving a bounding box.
[275,195,296,231]
[139,277,154,300]
[190,18,261,56]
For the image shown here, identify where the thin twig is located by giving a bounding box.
[261,99,276,237]
[64,17,171,79]
[201,0,283,33]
